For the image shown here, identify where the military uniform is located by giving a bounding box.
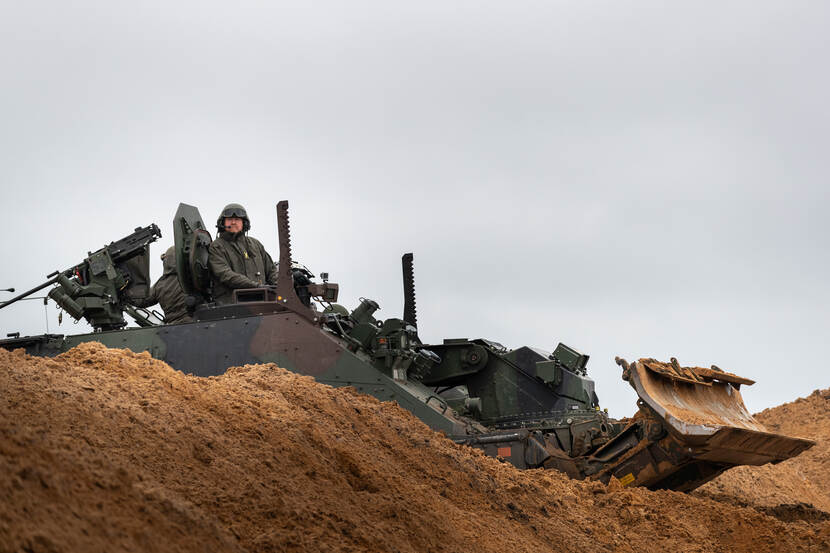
[133,247,192,324]
[209,230,279,305]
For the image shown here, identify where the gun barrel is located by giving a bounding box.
[0,276,60,310]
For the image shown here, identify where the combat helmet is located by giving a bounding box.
[216,203,251,232]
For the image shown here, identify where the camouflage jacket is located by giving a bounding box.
[208,231,278,304]
[133,253,192,324]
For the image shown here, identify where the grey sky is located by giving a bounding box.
[1,2,828,417]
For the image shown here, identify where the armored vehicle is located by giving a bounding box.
[0,202,813,491]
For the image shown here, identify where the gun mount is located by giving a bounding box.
[0,224,162,330]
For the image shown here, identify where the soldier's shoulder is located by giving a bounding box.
[246,235,268,249]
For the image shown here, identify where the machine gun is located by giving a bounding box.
[0,224,163,331]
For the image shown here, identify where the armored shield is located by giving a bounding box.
[173,203,213,302]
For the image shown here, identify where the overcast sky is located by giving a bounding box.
[1,2,828,417]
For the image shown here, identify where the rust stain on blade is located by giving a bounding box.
[633,360,762,432]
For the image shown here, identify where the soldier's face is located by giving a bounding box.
[224,217,244,233]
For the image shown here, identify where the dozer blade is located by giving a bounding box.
[593,358,815,491]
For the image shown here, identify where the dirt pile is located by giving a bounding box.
[1,343,829,553]
[696,388,830,518]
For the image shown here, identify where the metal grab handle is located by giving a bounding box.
[425,395,449,414]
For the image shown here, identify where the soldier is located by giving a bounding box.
[208,203,278,304]
[132,246,192,324]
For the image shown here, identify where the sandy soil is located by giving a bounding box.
[696,389,830,517]
[1,342,828,552]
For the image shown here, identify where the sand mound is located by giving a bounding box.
[1,343,829,552]
[696,388,830,518]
